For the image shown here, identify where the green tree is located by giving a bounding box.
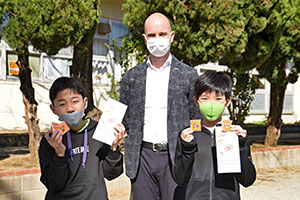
[122,0,251,66]
[0,0,4,28]
[223,0,300,145]
[2,1,42,162]
[71,22,100,116]
[2,0,101,161]
[122,0,300,145]
[28,0,101,114]
[256,3,300,146]
[106,39,134,100]
[122,0,258,124]
[227,69,259,125]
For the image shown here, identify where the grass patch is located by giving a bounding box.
[0,154,39,172]
[250,143,288,149]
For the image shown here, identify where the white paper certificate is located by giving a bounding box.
[92,98,127,145]
[215,126,241,173]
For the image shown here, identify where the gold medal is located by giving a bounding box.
[190,119,201,131]
[222,119,232,132]
[51,121,70,135]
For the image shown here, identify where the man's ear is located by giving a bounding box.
[50,104,57,115]
[194,96,199,107]
[170,31,175,43]
[225,97,232,107]
[142,34,147,45]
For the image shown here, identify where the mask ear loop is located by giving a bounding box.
[83,97,88,109]
[142,34,147,40]
[225,97,231,107]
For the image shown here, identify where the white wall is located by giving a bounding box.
[101,0,124,21]
[0,80,110,131]
[0,0,125,132]
[292,79,300,123]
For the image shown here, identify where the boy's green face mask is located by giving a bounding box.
[198,101,225,121]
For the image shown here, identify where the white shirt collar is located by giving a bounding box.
[146,54,172,72]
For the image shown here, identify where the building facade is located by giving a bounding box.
[0,0,299,131]
[0,0,128,130]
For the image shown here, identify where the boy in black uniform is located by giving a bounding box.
[172,71,256,200]
[39,77,125,200]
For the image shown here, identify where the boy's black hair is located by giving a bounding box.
[194,71,232,100]
[49,77,87,105]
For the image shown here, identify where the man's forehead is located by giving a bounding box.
[146,30,169,35]
[144,15,171,33]
[145,24,170,33]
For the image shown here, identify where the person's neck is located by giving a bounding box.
[69,119,88,132]
[202,117,222,129]
[149,52,170,69]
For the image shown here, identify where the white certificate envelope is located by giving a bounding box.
[215,126,241,173]
[92,98,127,145]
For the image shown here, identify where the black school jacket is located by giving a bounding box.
[39,119,123,200]
[172,126,256,200]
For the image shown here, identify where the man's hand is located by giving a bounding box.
[180,127,194,142]
[45,129,66,157]
[111,123,126,151]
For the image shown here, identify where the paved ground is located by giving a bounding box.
[108,166,300,200]
[240,166,300,200]
[2,146,299,200]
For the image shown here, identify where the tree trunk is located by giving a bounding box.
[72,22,102,121]
[17,48,41,162]
[72,42,95,113]
[264,81,287,146]
[72,21,99,113]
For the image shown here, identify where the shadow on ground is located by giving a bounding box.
[0,146,30,160]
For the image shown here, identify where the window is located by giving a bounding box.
[111,21,129,41]
[93,38,109,56]
[93,18,129,57]
[29,56,40,78]
[250,93,266,113]
[43,56,69,80]
[6,52,40,78]
[7,53,18,76]
[93,18,110,56]
[92,18,129,84]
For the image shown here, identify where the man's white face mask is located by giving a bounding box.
[143,32,173,57]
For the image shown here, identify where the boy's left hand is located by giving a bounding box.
[111,123,125,151]
[231,125,247,138]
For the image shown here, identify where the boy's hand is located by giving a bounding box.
[180,128,194,142]
[231,125,247,138]
[45,129,66,157]
[111,123,125,151]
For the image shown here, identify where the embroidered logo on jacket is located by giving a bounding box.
[71,146,89,156]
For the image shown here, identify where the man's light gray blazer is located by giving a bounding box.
[120,55,201,179]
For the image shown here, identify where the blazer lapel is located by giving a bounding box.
[136,63,147,121]
[167,57,181,117]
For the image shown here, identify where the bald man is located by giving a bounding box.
[120,12,201,200]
